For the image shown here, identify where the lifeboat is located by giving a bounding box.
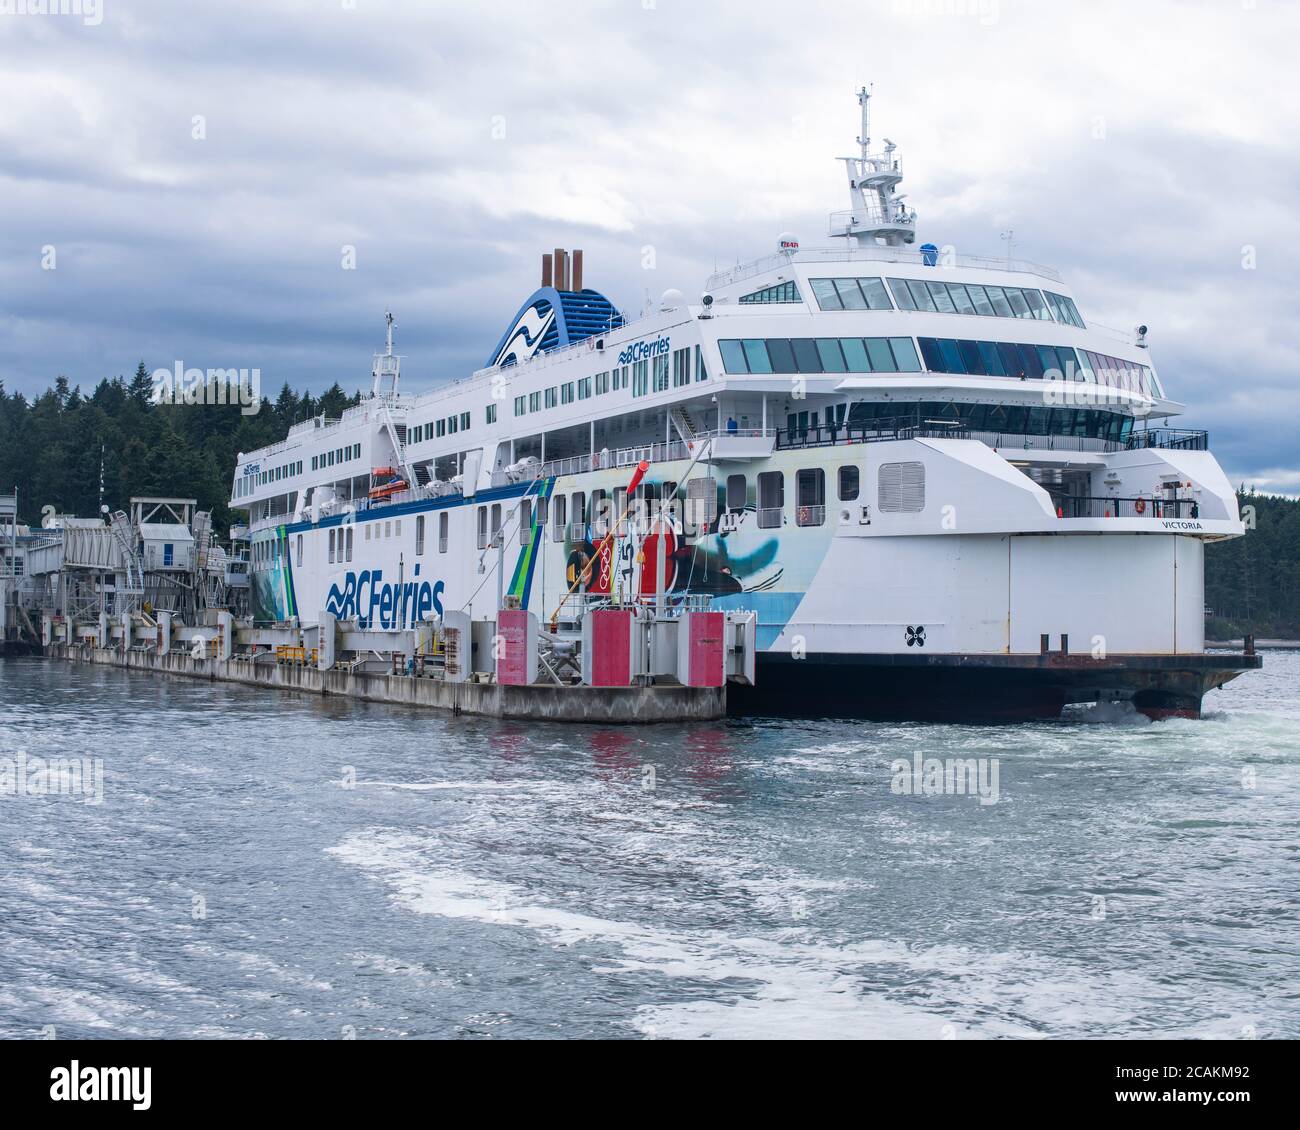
[368,467,407,501]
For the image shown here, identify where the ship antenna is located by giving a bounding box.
[372,309,401,399]
[831,83,915,249]
[857,83,872,161]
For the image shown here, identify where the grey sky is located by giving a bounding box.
[2,0,1297,489]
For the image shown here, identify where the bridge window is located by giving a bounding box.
[810,277,892,311]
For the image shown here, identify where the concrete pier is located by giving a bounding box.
[43,643,726,723]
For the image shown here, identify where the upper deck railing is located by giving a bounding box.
[706,245,1064,291]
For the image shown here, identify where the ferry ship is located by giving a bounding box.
[230,88,1258,721]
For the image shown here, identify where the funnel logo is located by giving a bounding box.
[325,564,445,629]
[494,304,555,366]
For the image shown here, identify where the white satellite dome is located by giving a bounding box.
[659,288,685,311]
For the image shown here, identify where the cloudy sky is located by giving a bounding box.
[2,0,1297,488]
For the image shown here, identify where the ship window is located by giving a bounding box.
[416,515,425,555]
[833,278,868,310]
[486,403,498,424]
[938,339,965,372]
[791,338,821,373]
[439,511,449,553]
[437,420,446,437]
[477,507,487,550]
[328,529,336,564]
[461,411,471,430]
[739,280,801,304]
[514,395,526,416]
[578,377,591,399]
[365,524,371,541]
[977,341,1005,375]
[552,493,566,541]
[918,337,943,371]
[879,461,926,512]
[653,354,670,392]
[840,338,871,372]
[346,527,353,561]
[545,387,558,408]
[949,284,975,314]
[958,339,984,374]
[595,371,609,394]
[865,338,895,372]
[520,500,532,545]
[1037,345,1064,377]
[1006,288,1032,318]
[838,465,859,501]
[720,340,748,373]
[741,339,772,374]
[726,474,747,512]
[561,382,575,404]
[571,492,585,531]
[985,286,1013,317]
[1024,290,1050,320]
[757,471,784,528]
[890,338,922,371]
[296,534,303,567]
[816,339,847,372]
[907,279,937,312]
[888,278,917,310]
[810,278,842,310]
[529,391,541,412]
[1018,344,1045,379]
[997,341,1023,376]
[796,469,825,525]
[860,277,892,309]
[632,360,649,396]
[927,281,956,314]
[695,344,708,382]
[490,505,502,544]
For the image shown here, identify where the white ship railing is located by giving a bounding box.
[706,245,1064,290]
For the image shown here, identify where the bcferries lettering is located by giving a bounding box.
[325,565,445,629]
[617,336,670,365]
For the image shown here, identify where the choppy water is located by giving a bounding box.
[1,652,1297,1040]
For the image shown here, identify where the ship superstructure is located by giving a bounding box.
[229,88,1256,720]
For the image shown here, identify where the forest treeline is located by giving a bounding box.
[1,368,1296,638]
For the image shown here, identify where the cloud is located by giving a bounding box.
[0,0,1296,482]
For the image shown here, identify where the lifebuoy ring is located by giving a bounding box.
[1135,498,1146,515]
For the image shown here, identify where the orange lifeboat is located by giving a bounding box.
[368,467,407,501]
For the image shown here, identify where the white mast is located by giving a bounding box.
[829,85,917,249]
[371,310,401,399]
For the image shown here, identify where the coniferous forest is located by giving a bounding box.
[1,368,1296,639]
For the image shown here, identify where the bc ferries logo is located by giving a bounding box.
[617,336,670,366]
[325,564,444,629]
[494,304,556,366]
